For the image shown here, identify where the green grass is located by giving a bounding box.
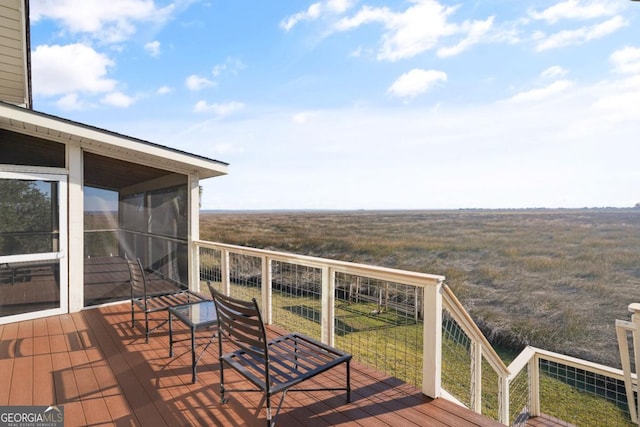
[539,374,633,426]
[201,209,640,368]
[203,261,635,425]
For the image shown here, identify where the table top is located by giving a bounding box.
[170,300,217,328]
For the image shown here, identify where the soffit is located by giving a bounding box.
[0,101,229,180]
[83,151,179,191]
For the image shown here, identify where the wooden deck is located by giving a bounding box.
[0,302,510,427]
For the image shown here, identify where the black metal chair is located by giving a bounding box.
[208,284,352,427]
[128,257,207,342]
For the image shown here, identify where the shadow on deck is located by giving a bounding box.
[0,301,563,426]
[0,303,512,427]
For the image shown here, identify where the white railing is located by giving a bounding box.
[617,303,640,425]
[442,283,632,425]
[195,239,445,397]
[441,286,511,422]
[194,240,634,426]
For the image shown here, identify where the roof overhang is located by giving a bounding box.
[0,101,229,179]
[0,0,31,108]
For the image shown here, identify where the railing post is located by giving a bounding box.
[422,279,443,398]
[262,256,272,325]
[500,375,510,425]
[471,340,482,413]
[529,355,540,418]
[630,303,640,424]
[617,318,638,424]
[414,286,420,321]
[321,266,335,346]
[221,248,230,295]
[192,243,200,293]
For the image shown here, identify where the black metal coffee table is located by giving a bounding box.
[168,300,217,383]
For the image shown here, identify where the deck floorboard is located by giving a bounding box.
[0,302,561,426]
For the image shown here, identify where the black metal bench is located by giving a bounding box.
[128,257,208,342]
[208,285,352,426]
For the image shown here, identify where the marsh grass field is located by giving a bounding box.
[201,208,640,367]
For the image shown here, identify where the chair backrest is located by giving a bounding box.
[127,258,148,305]
[208,285,269,362]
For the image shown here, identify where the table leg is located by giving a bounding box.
[169,311,174,358]
[191,325,197,383]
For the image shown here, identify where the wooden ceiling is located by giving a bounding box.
[83,152,177,191]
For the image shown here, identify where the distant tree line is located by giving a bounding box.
[0,180,52,256]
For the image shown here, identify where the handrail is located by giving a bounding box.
[442,285,509,377]
[196,240,445,287]
[507,346,537,382]
[529,347,626,381]
[85,228,188,245]
[507,345,627,385]
[121,228,187,245]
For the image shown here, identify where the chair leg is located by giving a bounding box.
[220,363,227,404]
[346,360,351,403]
[130,302,135,329]
[265,390,287,427]
[266,394,272,427]
[144,312,150,343]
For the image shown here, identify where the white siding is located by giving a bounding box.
[0,0,28,107]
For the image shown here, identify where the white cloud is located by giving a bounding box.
[529,0,620,24]
[145,40,161,57]
[138,68,640,210]
[535,16,627,51]
[101,92,136,107]
[212,57,245,77]
[388,69,447,98]
[156,85,173,95]
[281,2,322,31]
[280,0,355,31]
[437,16,494,57]
[55,93,87,110]
[541,65,569,80]
[334,0,493,61]
[334,5,391,31]
[30,0,175,43]
[186,74,216,91]
[611,46,640,74]
[570,76,640,135]
[194,101,245,116]
[589,77,640,120]
[212,64,226,77]
[292,112,314,124]
[508,80,574,102]
[326,0,353,14]
[32,44,116,96]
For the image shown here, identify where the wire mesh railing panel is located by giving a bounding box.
[441,310,472,407]
[335,272,423,387]
[480,356,501,421]
[84,230,119,258]
[269,260,322,339]
[228,252,263,302]
[199,246,222,293]
[509,365,530,426]
[538,358,633,426]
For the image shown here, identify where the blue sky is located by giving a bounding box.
[29,0,640,210]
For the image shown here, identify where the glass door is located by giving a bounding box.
[0,172,67,322]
